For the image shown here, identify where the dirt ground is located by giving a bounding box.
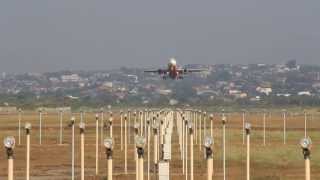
[0,110,319,179]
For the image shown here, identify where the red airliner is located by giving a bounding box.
[144,58,206,80]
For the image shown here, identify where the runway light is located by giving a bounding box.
[79,122,85,130]
[300,137,312,150]
[4,136,15,149]
[25,123,32,130]
[245,123,251,130]
[188,121,193,129]
[104,138,113,149]
[135,136,146,148]
[153,121,159,129]
[204,136,213,148]
[134,123,140,129]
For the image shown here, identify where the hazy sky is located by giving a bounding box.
[0,1,319,73]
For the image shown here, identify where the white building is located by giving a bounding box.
[298,91,311,96]
[61,74,81,83]
[256,87,272,96]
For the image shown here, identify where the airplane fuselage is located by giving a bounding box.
[165,58,182,79]
[144,58,205,80]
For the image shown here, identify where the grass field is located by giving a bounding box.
[0,110,319,179]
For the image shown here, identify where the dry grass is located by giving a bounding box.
[0,110,319,179]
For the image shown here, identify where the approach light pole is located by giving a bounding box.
[300,137,312,180]
[204,136,214,180]
[4,136,15,180]
[104,138,113,180]
[245,123,251,180]
[25,123,31,180]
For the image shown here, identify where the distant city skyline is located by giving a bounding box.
[1,1,320,73]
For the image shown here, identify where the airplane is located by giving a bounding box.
[144,58,206,80]
[65,95,79,100]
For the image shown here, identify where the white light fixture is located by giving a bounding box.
[25,123,32,130]
[300,137,312,149]
[204,136,213,148]
[104,138,113,149]
[4,136,15,149]
[245,123,251,130]
[79,122,85,130]
[135,136,146,148]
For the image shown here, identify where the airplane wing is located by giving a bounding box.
[177,68,208,73]
[144,69,168,74]
[186,69,207,72]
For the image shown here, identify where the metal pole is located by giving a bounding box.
[110,113,113,138]
[304,112,307,138]
[300,138,312,180]
[8,157,14,180]
[195,111,198,145]
[190,126,194,180]
[125,114,128,174]
[138,148,144,180]
[203,112,206,138]
[101,109,104,148]
[95,114,99,175]
[246,123,251,180]
[199,111,202,151]
[71,118,75,180]
[185,119,188,180]
[263,112,266,146]
[121,111,123,151]
[80,110,83,123]
[135,125,139,180]
[25,124,31,180]
[283,111,286,145]
[145,110,147,136]
[242,111,245,145]
[39,109,42,145]
[182,115,185,174]
[222,114,226,180]
[108,156,113,180]
[153,126,158,177]
[210,114,213,137]
[140,111,143,136]
[147,119,151,180]
[18,109,21,145]
[305,157,310,180]
[207,157,213,180]
[204,137,213,180]
[59,110,63,145]
[129,110,131,144]
[4,137,15,180]
[80,123,85,180]
[105,138,113,180]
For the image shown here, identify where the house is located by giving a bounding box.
[256,87,272,96]
[298,91,311,96]
[61,74,81,83]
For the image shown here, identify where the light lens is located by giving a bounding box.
[245,123,251,130]
[135,136,146,148]
[300,137,312,149]
[204,136,213,148]
[134,123,140,129]
[104,138,113,149]
[79,122,85,129]
[4,136,15,149]
[188,122,193,129]
[25,123,32,129]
